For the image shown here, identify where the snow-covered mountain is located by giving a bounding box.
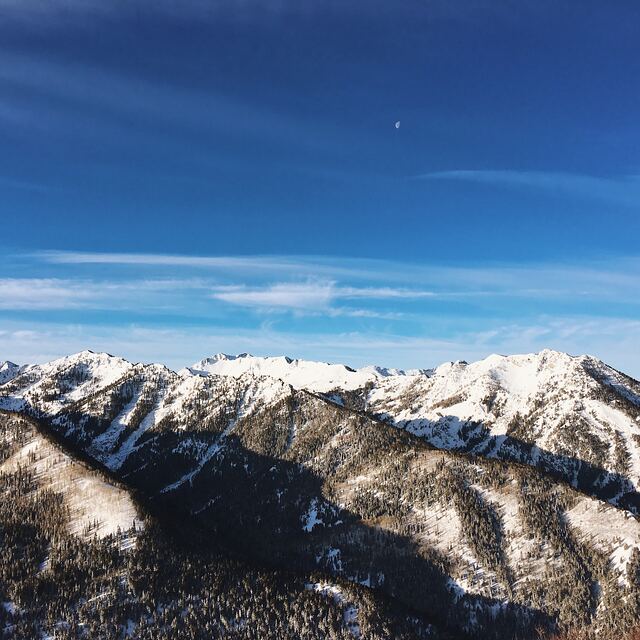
[0,360,21,385]
[2,348,640,637]
[2,348,640,506]
[365,350,640,506]
[183,352,414,391]
[0,349,134,412]
[183,349,640,509]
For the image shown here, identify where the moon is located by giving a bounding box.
[395,121,401,129]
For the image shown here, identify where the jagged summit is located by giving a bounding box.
[183,352,415,392]
[2,348,626,412]
[201,352,254,362]
[0,350,135,413]
[0,360,21,385]
[181,348,611,396]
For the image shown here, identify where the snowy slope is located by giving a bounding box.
[364,350,640,490]
[0,413,142,540]
[0,360,21,385]
[3,348,640,496]
[0,352,294,478]
[182,349,640,498]
[184,352,414,392]
[0,350,134,413]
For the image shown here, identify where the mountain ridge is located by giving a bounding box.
[2,347,640,638]
[4,347,638,507]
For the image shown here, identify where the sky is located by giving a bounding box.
[1,1,639,375]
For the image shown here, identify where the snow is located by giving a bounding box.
[2,601,17,615]
[0,361,21,385]
[88,390,143,464]
[343,604,360,637]
[159,374,287,493]
[359,349,640,489]
[306,581,344,599]
[0,423,143,540]
[161,442,223,493]
[106,386,168,470]
[0,350,134,415]
[123,620,136,637]
[565,496,640,584]
[4,348,639,509]
[584,399,640,481]
[4,346,640,626]
[315,547,343,573]
[9,348,635,494]
[584,357,640,407]
[302,498,324,532]
[184,352,413,392]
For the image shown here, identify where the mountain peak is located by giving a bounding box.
[0,360,21,385]
[202,352,255,364]
[185,352,403,392]
[55,349,119,364]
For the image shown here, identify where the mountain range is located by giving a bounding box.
[2,348,640,639]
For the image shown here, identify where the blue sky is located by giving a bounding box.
[1,1,639,375]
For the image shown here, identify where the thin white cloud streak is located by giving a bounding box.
[212,282,333,310]
[0,175,54,193]
[0,278,207,310]
[40,251,299,270]
[35,250,640,302]
[338,286,436,299]
[0,279,93,310]
[37,251,425,284]
[325,308,403,319]
[420,170,640,207]
[0,0,431,27]
[1,317,639,378]
[0,276,410,317]
[0,0,572,30]
[0,49,338,152]
[0,0,330,23]
[210,281,435,311]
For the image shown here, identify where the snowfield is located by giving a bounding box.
[0,415,143,540]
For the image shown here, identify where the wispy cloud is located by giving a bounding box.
[210,281,435,312]
[0,0,567,30]
[212,282,333,311]
[0,0,295,30]
[0,0,423,28]
[0,279,92,310]
[0,274,417,318]
[337,286,436,300]
[35,250,640,301]
[0,0,320,23]
[0,175,54,193]
[420,170,640,207]
[0,277,206,310]
[0,49,338,152]
[4,251,640,377]
[39,251,298,270]
[35,251,395,282]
